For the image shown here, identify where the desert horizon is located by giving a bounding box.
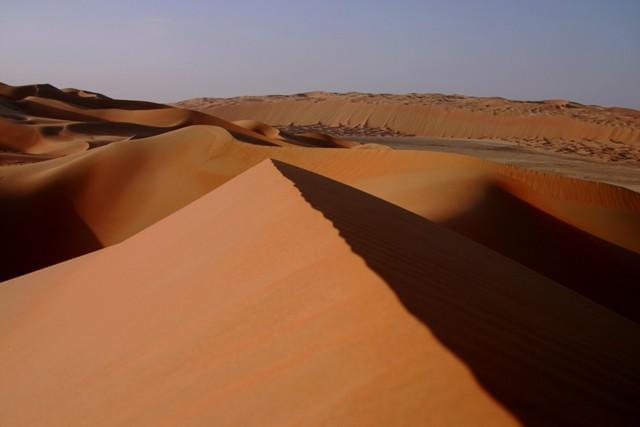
[2,1,640,425]
[1,79,639,425]
[179,90,640,110]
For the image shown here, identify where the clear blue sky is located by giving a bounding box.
[1,0,638,108]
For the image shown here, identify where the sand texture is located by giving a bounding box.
[179,92,640,163]
[1,82,640,426]
[0,83,361,166]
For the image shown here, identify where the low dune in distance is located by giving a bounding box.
[1,82,640,425]
[178,92,640,163]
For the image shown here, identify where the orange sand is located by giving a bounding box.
[1,82,640,425]
[180,92,640,162]
[2,160,640,425]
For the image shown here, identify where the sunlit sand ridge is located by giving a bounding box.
[1,83,639,425]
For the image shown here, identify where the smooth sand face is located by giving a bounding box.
[1,82,640,425]
[2,124,639,322]
[349,135,640,193]
[0,161,516,426]
[2,160,639,426]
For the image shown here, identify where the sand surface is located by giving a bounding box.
[2,82,640,425]
[0,83,358,165]
[352,135,640,193]
[179,92,640,163]
[2,160,640,426]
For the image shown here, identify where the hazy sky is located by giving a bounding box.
[1,0,638,107]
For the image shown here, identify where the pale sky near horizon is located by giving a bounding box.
[1,0,638,108]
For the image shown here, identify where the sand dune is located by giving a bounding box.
[179,92,640,162]
[0,83,364,164]
[232,119,283,139]
[1,124,639,322]
[2,83,640,425]
[181,92,640,144]
[2,160,639,426]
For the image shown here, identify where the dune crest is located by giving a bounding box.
[2,83,640,425]
[1,122,639,321]
[2,160,639,426]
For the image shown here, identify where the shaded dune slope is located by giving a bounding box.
[272,160,640,425]
[232,119,356,148]
[1,160,639,426]
[1,126,639,322]
[442,183,640,323]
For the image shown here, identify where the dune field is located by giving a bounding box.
[1,82,640,425]
[180,91,640,163]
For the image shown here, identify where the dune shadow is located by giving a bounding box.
[440,184,640,324]
[272,160,640,425]
[0,189,103,282]
[40,125,65,136]
[15,99,106,122]
[278,131,349,148]
[226,130,282,147]
[67,122,177,140]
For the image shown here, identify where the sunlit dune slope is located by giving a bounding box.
[180,92,640,163]
[181,92,640,146]
[1,125,639,321]
[1,160,639,426]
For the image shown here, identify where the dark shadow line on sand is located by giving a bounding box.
[440,184,640,323]
[272,159,640,426]
[0,189,103,282]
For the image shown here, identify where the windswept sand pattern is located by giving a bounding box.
[1,83,640,426]
[180,92,640,130]
[276,123,413,137]
[180,92,640,163]
[502,136,640,162]
[277,124,640,162]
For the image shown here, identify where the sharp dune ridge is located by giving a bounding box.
[1,82,640,425]
[2,123,639,320]
[1,159,640,426]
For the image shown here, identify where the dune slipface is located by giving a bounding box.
[2,124,639,322]
[1,83,640,426]
[1,160,639,426]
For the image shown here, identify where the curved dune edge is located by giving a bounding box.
[232,119,283,139]
[1,159,639,426]
[1,125,639,323]
[0,82,364,163]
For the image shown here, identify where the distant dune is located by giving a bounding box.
[0,82,359,165]
[1,82,639,425]
[177,92,640,163]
